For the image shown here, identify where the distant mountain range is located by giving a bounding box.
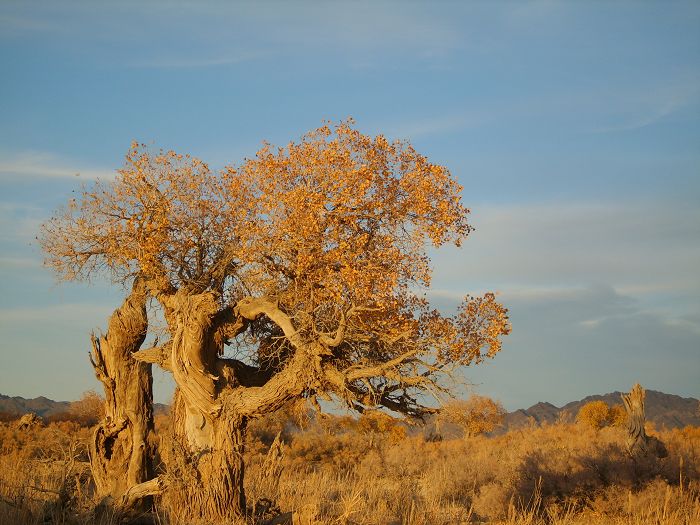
[504,390,700,430]
[0,394,70,418]
[0,393,169,418]
[2,390,698,429]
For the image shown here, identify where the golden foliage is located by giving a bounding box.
[67,390,104,427]
[440,395,506,437]
[609,404,627,427]
[577,400,626,430]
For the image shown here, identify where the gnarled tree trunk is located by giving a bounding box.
[157,291,311,522]
[165,390,247,521]
[621,383,667,459]
[89,278,154,511]
[160,290,249,521]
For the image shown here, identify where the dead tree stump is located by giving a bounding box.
[14,413,43,430]
[621,383,667,459]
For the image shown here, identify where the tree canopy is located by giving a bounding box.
[41,121,510,419]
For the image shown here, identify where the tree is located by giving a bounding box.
[86,280,155,512]
[41,121,510,521]
[577,400,614,430]
[439,395,506,437]
[576,400,627,430]
[68,390,104,426]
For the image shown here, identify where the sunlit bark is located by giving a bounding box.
[88,278,153,512]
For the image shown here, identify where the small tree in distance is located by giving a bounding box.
[440,395,506,438]
[40,120,510,521]
[68,390,105,426]
[577,400,627,430]
[357,410,407,444]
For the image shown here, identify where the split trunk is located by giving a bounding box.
[89,279,154,511]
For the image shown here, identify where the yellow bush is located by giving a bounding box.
[440,395,506,437]
[67,389,104,426]
[577,400,625,430]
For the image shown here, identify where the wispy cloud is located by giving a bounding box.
[129,50,267,69]
[383,113,483,140]
[0,202,45,243]
[0,152,115,180]
[0,13,55,33]
[0,302,114,324]
[589,72,700,133]
[466,282,700,408]
[0,256,40,269]
[430,200,700,306]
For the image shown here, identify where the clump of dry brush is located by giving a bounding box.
[1,408,699,525]
[242,413,700,525]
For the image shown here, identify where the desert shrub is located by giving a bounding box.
[0,421,92,524]
[577,400,626,430]
[247,399,312,450]
[473,481,512,521]
[357,411,407,444]
[66,390,104,427]
[285,429,368,473]
[439,394,506,437]
[609,404,627,427]
[2,401,699,525]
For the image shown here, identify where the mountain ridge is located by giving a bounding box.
[2,390,698,429]
[504,389,700,430]
[0,393,168,418]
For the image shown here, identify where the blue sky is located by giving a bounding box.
[1,1,698,409]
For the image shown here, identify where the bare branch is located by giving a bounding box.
[120,476,165,510]
[224,352,311,417]
[343,348,420,382]
[236,297,303,349]
[132,341,172,372]
[89,334,112,388]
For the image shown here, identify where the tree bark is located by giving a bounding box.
[168,389,248,521]
[158,291,314,521]
[89,278,154,511]
[160,290,249,521]
[621,383,667,459]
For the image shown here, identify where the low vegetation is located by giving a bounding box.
[438,395,507,438]
[1,402,698,525]
[576,400,626,430]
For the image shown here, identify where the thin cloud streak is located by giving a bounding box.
[383,113,483,140]
[589,73,700,133]
[0,302,114,324]
[432,200,700,294]
[0,256,39,269]
[0,152,115,180]
[129,50,268,69]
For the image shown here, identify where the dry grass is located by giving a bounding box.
[0,420,93,525]
[242,416,700,525]
[1,412,698,524]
